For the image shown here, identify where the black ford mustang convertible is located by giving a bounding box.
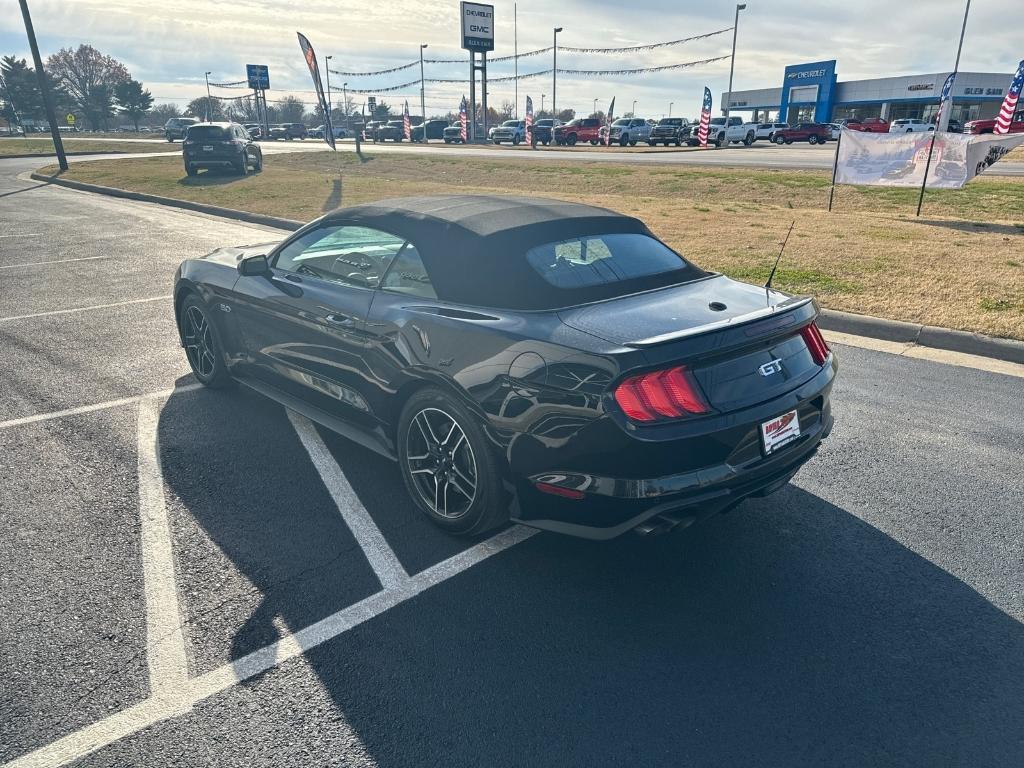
[174,196,836,539]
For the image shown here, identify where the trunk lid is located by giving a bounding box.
[557,275,823,412]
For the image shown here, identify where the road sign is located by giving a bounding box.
[460,2,494,52]
[246,64,270,90]
[368,96,377,113]
[65,113,75,125]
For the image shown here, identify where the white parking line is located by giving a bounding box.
[288,410,410,589]
[0,295,171,323]
[0,255,111,269]
[136,397,190,697]
[5,526,536,768]
[0,384,201,431]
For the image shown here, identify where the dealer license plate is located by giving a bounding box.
[760,409,800,455]
[202,145,214,151]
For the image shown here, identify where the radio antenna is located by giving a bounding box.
[765,220,796,296]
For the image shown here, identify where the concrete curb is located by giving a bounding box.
[29,170,1024,366]
[4,151,129,160]
[818,309,1024,366]
[30,172,302,231]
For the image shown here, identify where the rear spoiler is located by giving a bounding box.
[623,296,814,349]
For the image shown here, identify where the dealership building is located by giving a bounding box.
[725,60,1012,125]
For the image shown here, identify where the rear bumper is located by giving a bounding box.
[509,360,836,539]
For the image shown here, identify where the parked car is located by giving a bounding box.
[492,119,527,145]
[442,123,483,143]
[173,195,836,539]
[943,119,964,134]
[243,123,262,140]
[309,125,348,140]
[754,122,789,142]
[608,117,652,147]
[772,123,832,144]
[649,117,691,146]
[411,120,449,142]
[964,110,1024,134]
[375,120,407,141]
[553,118,602,146]
[363,121,385,141]
[839,117,889,133]
[889,118,933,134]
[164,117,198,142]
[182,121,262,177]
[827,123,842,140]
[695,116,757,147]
[531,118,561,145]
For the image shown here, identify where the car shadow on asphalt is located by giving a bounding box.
[158,381,1024,765]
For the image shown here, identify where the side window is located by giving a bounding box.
[381,244,437,299]
[273,225,406,289]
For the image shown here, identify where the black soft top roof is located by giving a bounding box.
[314,195,703,310]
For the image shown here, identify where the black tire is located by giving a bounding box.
[512,134,520,145]
[590,139,599,146]
[619,134,628,147]
[808,135,818,145]
[254,152,263,172]
[184,163,197,177]
[397,387,508,536]
[629,139,637,147]
[566,134,577,146]
[674,139,681,147]
[743,132,754,146]
[784,138,793,145]
[773,134,785,145]
[542,140,550,146]
[178,294,233,388]
[906,128,913,133]
[715,134,725,148]
[236,155,249,175]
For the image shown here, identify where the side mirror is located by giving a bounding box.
[238,254,270,276]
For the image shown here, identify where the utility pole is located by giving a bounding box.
[552,27,562,117]
[513,4,518,119]
[342,82,348,132]
[17,0,66,170]
[669,101,674,117]
[325,55,333,122]
[204,71,212,121]
[722,3,746,128]
[419,44,428,140]
[632,99,637,116]
[593,98,598,117]
[541,94,545,115]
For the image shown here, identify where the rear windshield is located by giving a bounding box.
[659,118,682,126]
[526,234,695,292]
[185,125,228,139]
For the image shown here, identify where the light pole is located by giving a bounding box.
[632,99,637,117]
[17,0,66,169]
[593,98,598,117]
[204,71,212,121]
[419,44,428,141]
[722,3,746,128]
[342,82,348,131]
[669,101,674,117]
[325,55,333,124]
[541,94,546,115]
[552,27,563,117]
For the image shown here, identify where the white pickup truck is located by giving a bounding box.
[692,116,758,147]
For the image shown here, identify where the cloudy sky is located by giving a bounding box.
[2,0,1021,119]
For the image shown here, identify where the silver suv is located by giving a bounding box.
[164,117,198,142]
[491,120,526,145]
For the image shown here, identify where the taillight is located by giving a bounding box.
[800,322,830,365]
[613,365,710,423]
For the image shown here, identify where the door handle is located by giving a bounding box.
[325,313,355,326]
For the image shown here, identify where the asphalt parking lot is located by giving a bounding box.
[2,156,1024,768]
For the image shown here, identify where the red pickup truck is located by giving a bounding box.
[553,118,603,146]
[964,109,1024,134]
[772,123,833,145]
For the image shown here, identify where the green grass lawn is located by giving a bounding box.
[0,138,172,156]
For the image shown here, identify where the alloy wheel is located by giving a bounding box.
[405,407,478,519]
[182,304,216,379]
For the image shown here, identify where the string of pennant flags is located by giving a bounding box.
[341,56,731,94]
[328,28,733,77]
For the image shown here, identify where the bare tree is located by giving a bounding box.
[499,100,515,120]
[46,45,131,130]
[277,95,305,123]
[185,96,223,121]
[225,96,259,122]
[148,102,181,127]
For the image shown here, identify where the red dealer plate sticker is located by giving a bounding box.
[761,409,801,455]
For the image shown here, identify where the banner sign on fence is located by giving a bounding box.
[834,129,1024,189]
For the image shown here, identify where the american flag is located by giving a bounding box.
[697,87,712,147]
[459,96,467,142]
[525,95,534,146]
[403,101,411,140]
[995,60,1024,135]
[935,72,956,128]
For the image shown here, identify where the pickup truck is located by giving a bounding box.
[649,117,690,146]
[689,116,757,147]
[608,117,652,146]
[532,118,561,146]
[771,123,832,144]
[491,120,527,145]
[553,118,603,146]
[964,110,1024,134]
